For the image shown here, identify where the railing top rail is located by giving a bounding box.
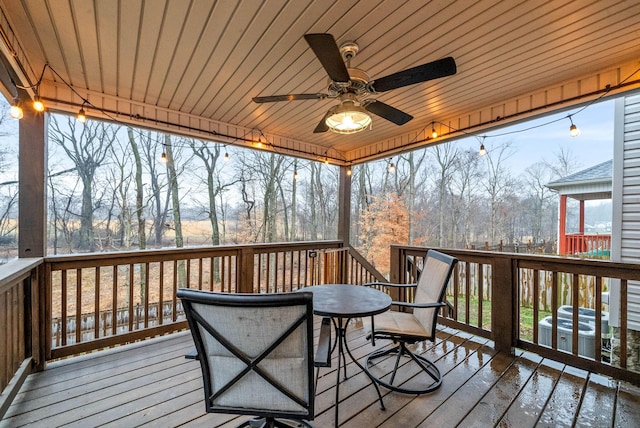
[45,241,344,269]
[0,257,42,294]
[391,245,640,277]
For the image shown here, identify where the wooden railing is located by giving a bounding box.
[0,258,43,419]
[564,233,611,258]
[43,241,386,360]
[391,245,640,384]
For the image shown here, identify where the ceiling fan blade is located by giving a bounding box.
[371,57,456,92]
[313,111,331,133]
[252,93,327,103]
[363,100,413,125]
[304,33,350,83]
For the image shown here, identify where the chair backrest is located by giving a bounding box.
[413,250,458,337]
[177,288,315,421]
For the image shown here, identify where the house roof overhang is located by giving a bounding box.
[546,160,613,200]
[0,1,639,165]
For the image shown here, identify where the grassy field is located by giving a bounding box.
[448,294,552,342]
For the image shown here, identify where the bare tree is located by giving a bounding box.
[395,150,428,244]
[139,132,169,246]
[188,139,236,245]
[481,141,515,244]
[49,117,116,251]
[127,128,147,249]
[430,143,459,247]
[449,148,483,247]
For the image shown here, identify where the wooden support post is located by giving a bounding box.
[18,109,47,258]
[337,166,351,246]
[559,195,567,254]
[492,256,516,355]
[388,246,401,302]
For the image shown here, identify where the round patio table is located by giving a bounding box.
[302,284,391,427]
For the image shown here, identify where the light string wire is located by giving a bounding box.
[16,64,323,161]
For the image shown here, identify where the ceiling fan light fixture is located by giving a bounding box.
[325,100,372,134]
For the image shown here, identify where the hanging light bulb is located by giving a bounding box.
[324,158,329,165]
[293,169,299,180]
[346,166,352,176]
[389,162,395,173]
[224,151,230,161]
[256,137,263,148]
[431,122,438,139]
[479,143,486,156]
[569,116,580,137]
[33,95,44,112]
[161,152,167,163]
[77,106,86,123]
[9,97,23,120]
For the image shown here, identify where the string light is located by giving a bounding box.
[32,95,44,112]
[479,143,486,156]
[389,161,395,173]
[569,116,580,137]
[76,104,86,123]
[431,122,438,139]
[346,166,352,176]
[293,169,299,180]
[160,152,167,163]
[9,97,23,120]
[224,151,230,161]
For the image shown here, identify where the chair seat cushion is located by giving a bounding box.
[363,310,431,340]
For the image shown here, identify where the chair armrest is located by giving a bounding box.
[314,317,332,368]
[363,282,417,289]
[391,301,447,309]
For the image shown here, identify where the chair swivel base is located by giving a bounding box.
[238,416,313,428]
[364,343,442,394]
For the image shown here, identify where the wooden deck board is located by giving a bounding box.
[2,321,640,427]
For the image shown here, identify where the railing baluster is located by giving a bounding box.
[572,273,580,356]
[94,268,100,339]
[551,271,558,351]
[75,268,81,344]
[465,261,471,325]
[595,275,603,362]
[533,268,539,345]
[620,279,628,369]
[144,262,150,328]
[159,262,164,325]
[128,264,134,331]
[172,260,178,322]
[111,266,117,336]
[61,270,67,346]
[478,263,484,329]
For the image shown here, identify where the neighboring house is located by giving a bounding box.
[611,93,640,368]
[546,160,612,257]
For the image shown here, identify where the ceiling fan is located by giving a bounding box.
[252,33,457,134]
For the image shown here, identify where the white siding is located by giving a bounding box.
[611,92,640,329]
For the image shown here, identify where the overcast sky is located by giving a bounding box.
[454,98,615,174]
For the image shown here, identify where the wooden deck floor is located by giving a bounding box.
[2,320,640,427]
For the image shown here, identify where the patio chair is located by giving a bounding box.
[178,288,327,428]
[363,249,458,394]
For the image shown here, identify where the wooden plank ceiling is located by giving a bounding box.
[0,0,639,165]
